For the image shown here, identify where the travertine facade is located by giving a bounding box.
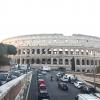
[2,34,100,72]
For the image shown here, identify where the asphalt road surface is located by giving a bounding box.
[28,71,80,100]
[44,71,80,100]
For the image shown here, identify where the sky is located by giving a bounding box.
[0,0,100,41]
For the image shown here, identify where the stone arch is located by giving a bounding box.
[53,58,57,64]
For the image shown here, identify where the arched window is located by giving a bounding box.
[86,50,89,55]
[76,49,79,55]
[53,49,57,54]
[91,60,94,65]
[76,59,80,65]
[47,59,51,64]
[70,49,74,55]
[37,49,40,54]
[27,49,30,54]
[17,59,20,64]
[81,50,84,55]
[32,49,35,54]
[65,49,68,55]
[26,59,30,64]
[87,60,89,65]
[36,59,40,64]
[42,59,46,64]
[22,49,26,54]
[59,49,63,54]
[42,49,46,54]
[53,59,57,64]
[65,59,69,65]
[82,59,85,65]
[47,49,51,54]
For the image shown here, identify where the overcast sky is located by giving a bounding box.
[0,0,100,41]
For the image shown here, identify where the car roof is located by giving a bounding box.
[77,81,83,83]
[40,90,48,93]
[38,79,44,81]
[79,94,99,100]
[95,93,100,98]
[39,83,46,86]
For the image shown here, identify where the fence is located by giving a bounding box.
[0,71,32,100]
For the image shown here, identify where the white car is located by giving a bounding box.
[74,81,84,89]
[75,94,100,100]
[56,72,62,77]
[41,71,47,75]
[94,93,100,99]
[60,76,68,82]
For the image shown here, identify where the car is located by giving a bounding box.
[39,83,46,91]
[10,71,21,77]
[74,81,85,89]
[38,79,45,86]
[75,94,100,100]
[80,85,96,94]
[6,74,17,82]
[58,81,68,91]
[0,72,9,85]
[37,74,43,79]
[60,76,68,82]
[94,93,100,99]
[38,90,50,100]
[41,71,47,75]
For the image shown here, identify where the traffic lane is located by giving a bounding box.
[44,72,80,100]
[27,70,38,100]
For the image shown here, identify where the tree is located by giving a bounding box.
[6,44,17,55]
[0,43,7,56]
[0,43,17,66]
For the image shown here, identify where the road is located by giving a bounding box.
[28,71,80,100]
[44,71,80,100]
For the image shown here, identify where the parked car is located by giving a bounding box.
[6,74,17,82]
[41,71,47,75]
[80,85,96,94]
[39,83,46,91]
[58,81,68,91]
[0,73,8,85]
[74,81,85,89]
[38,90,50,100]
[94,93,100,99]
[75,94,100,100]
[38,79,45,86]
[10,71,21,77]
[60,76,68,82]
[37,74,43,79]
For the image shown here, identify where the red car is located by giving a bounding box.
[38,79,45,86]
[39,83,46,90]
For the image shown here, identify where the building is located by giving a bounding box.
[2,34,100,72]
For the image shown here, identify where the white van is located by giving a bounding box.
[75,94,100,100]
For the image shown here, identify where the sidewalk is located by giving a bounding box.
[76,74,100,92]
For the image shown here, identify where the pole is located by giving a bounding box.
[93,52,96,90]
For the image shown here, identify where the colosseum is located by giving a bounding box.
[2,34,100,72]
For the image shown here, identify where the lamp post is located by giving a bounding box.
[93,51,96,90]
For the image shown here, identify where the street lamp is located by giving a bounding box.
[93,51,96,90]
